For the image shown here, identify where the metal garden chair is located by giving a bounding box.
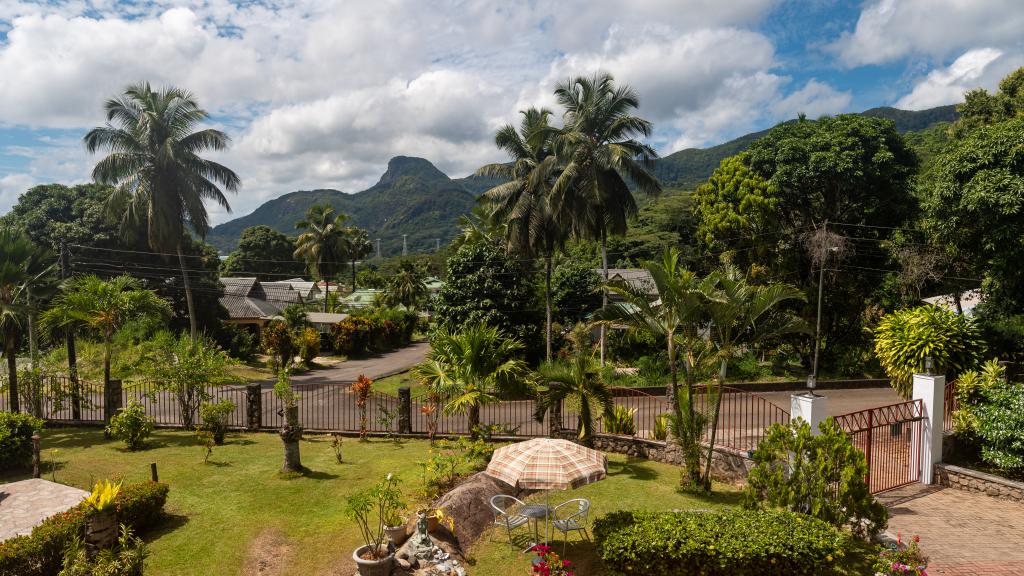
[489,494,530,547]
[551,498,591,556]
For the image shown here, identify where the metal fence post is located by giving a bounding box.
[397,387,412,434]
[105,379,123,424]
[246,383,262,431]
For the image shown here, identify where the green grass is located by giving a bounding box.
[372,371,426,397]
[3,428,874,576]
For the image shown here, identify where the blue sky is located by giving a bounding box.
[0,0,1021,223]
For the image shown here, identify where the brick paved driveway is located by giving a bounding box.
[878,485,1024,575]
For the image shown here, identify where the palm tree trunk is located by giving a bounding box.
[6,345,18,413]
[701,357,728,490]
[599,230,609,367]
[468,404,481,439]
[322,264,329,313]
[27,305,38,371]
[351,259,357,293]
[667,334,681,421]
[545,255,553,362]
[67,328,81,420]
[177,245,198,348]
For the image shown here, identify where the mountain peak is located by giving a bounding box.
[378,156,450,186]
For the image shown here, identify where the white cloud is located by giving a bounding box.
[772,79,852,120]
[895,48,1021,110]
[831,0,1024,67]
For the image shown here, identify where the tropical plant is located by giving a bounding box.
[293,204,347,312]
[107,401,154,450]
[142,332,237,429]
[295,326,321,365]
[603,405,636,436]
[385,259,428,309]
[261,320,294,369]
[549,72,662,363]
[352,374,374,440]
[85,480,122,512]
[339,227,373,292]
[346,473,402,560]
[874,305,985,397]
[652,414,669,441]
[84,82,240,346]
[41,274,170,419]
[954,360,1024,471]
[699,264,807,488]
[280,304,310,332]
[413,324,533,438]
[873,534,928,576]
[477,107,567,361]
[744,418,887,538]
[0,227,37,413]
[534,352,613,442]
[59,523,148,576]
[199,399,237,445]
[0,412,44,471]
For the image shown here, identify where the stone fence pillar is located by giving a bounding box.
[246,383,262,431]
[912,372,945,485]
[790,392,828,435]
[104,379,122,424]
[397,387,412,434]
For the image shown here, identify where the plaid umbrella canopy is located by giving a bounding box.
[485,438,608,490]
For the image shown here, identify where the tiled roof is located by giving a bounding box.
[220,295,280,320]
[220,277,258,297]
[594,268,658,295]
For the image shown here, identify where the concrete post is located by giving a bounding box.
[912,373,945,485]
[790,392,828,435]
[246,383,263,431]
[397,387,412,434]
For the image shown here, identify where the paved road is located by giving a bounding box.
[276,342,430,387]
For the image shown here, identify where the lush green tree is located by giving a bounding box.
[41,275,170,418]
[0,228,35,412]
[551,260,601,325]
[261,320,294,369]
[280,304,310,332]
[952,66,1024,137]
[550,72,662,363]
[413,323,533,438]
[356,269,387,289]
[534,351,612,443]
[84,82,240,347]
[385,259,428,309]
[339,227,373,291]
[450,203,505,252]
[143,331,237,428]
[293,204,348,312]
[478,107,566,361]
[607,191,697,266]
[433,241,541,356]
[221,225,305,280]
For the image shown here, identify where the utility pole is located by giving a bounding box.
[435,238,440,252]
[60,242,82,420]
[375,238,381,260]
[402,234,408,257]
[810,225,839,389]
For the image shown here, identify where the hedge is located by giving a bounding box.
[0,481,169,576]
[331,309,418,355]
[594,509,849,576]
[0,412,43,471]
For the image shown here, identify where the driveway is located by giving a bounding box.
[284,341,429,387]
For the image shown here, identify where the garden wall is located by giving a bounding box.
[588,433,754,484]
[935,463,1024,503]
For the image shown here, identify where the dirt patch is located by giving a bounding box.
[242,528,295,576]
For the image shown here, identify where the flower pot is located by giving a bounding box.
[352,545,393,576]
[384,524,407,546]
[85,510,118,553]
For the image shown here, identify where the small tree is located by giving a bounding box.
[352,374,373,440]
[200,399,237,445]
[143,332,238,429]
[744,418,888,538]
[296,326,321,365]
[874,305,985,397]
[107,400,155,451]
[274,370,302,474]
[261,320,294,369]
[534,352,613,443]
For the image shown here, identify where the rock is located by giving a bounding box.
[432,471,522,549]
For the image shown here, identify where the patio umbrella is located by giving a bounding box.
[485,438,608,490]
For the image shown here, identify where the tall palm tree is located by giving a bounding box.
[294,204,347,312]
[451,204,505,250]
[593,248,709,486]
[698,265,807,488]
[41,275,170,422]
[477,108,566,361]
[84,82,240,347]
[339,227,373,292]
[551,72,662,365]
[385,260,428,309]
[413,324,532,438]
[0,228,35,412]
[534,351,613,443]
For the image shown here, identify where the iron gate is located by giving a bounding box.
[833,399,925,493]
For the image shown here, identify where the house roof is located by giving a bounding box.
[306,312,349,325]
[260,284,304,306]
[220,294,280,321]
[595,268,657,295]
[220,277,258,297]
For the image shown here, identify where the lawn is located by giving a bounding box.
[2,428,874,575]
[372,370,426,397]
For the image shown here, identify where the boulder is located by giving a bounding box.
[432,471,522,549]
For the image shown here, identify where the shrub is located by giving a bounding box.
[0,412,43,471]
[873,305,985,397]
[295,326,321,365]
[652,414,669,441]
[0,481,168,576]
[744,418,887,538]
[59,524,147,576]
[261,320,294,368]
[106,400,154,451]
[330,316,376,356]
[635,354,668,387]
[594,509,849,576]
[199,400,237,445]
[603,405,636,436]
[960,361,1024,471]
[874,534,928,576]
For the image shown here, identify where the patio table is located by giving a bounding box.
[521,503,553,548]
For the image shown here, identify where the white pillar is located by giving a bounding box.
[790,393,828,435]
[912,373,945,485]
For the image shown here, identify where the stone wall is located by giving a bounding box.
[588,433,754,484]
[935,463,1024,503]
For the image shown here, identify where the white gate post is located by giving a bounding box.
[790,392,828,435]
[912,372,945,485]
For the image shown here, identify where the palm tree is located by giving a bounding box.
[385,260,428,309]
[593,248,709,485]
[413,324,532,438]
[534,352,613,443]
[0,228,35,412]
[551,72,662,365]
[294,204,347,312]
[339,227,373,292]
[84,82,240,347]
[41,275,170,422]
[451,204,504,250]
[698,265,807,488]
[477,108,567,361]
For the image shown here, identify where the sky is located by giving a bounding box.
[0,0,1022,224]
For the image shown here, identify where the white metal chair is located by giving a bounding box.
[551,498,591,556]
[490,494,530,547]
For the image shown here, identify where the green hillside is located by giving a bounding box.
[207,105,959,255]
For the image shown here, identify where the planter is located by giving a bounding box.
[85,510,118,553]
[385,524,407,546]
[352,545,394,576]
